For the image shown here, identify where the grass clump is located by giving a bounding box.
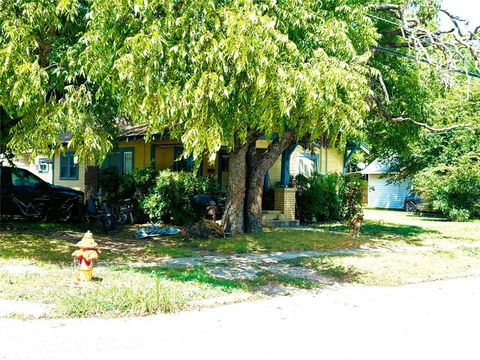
[138,266,246,291]
[303,257,363,282]
[56,273,185,317]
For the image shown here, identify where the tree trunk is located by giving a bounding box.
[245,142,265,233]
[245,131,296,233]
[84,165,98,201]
[222,144,248,235]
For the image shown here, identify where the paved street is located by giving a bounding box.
[2,277,480,360]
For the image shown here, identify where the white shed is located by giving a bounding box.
[361,159,412,209]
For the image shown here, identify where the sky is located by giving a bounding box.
[440,0,480,31]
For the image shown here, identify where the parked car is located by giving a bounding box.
[0,166,83,221]
[403,194,424,212]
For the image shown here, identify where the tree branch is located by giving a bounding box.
[369,4,480,75]
[388,116,468,132]
[368,96,470,132]
[256,129,295,171]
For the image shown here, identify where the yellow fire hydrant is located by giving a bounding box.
[72,231,101,282]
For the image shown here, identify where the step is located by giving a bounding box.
[263,219,300,228]
[262,210,283,215]
[262,213,288,221]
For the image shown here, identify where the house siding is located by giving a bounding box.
[118,141,148,169]
[325,148,344,174]
[51,137,345,191]
[367,174,412,209]
[269,157,282,185]
[287,146,344,179]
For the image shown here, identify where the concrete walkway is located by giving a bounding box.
[125,240,480,280]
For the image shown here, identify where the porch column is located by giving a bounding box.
[263,171,269,193]
[280,144,296,187]
[274,187,296,220]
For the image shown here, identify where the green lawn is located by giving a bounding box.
[293,246,480,286]
[291,209,480,286]
[1,210,480,318]
[0,217,429,265]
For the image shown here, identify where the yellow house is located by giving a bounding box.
[53,125,346,224]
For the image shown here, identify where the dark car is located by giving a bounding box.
[403,194,425,212]
[0,166,83,221]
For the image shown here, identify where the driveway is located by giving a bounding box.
[2,277,480,360]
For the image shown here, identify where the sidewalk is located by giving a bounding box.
[123,238,480,280]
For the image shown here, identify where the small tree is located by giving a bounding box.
[340,175,365,222]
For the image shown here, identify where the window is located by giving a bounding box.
[123,151,133,174]
[38,158,49,173]
[12,168,41,189]
[221,155,229,172]
[298,152,320,176]
[102,148,134,175]
[60,152,79,180]
[173,146,193,172]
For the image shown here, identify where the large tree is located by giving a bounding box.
[1,0,478,233]
[105,0,377,233]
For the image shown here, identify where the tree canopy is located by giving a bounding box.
[4,0,477,160]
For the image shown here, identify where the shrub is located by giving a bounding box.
[296,173,342,223]
[413,159,480,221]
[142,170,217,225]
[339,174,365,221]
[119,165,157,220]
[448,208,471,222]
[98,167,122,202]
[98,164,157,222]
[296,173,365,224]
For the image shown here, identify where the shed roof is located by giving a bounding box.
[360,158,394,175]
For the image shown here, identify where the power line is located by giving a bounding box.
[371,45,480,79]
[366,13,402,27]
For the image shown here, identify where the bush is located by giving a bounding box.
[295,173,364,223]
[448,208,471,222]
[339,174,365,221]
[142,170,218,225]
[413,159,480,221]
[98,164,157,222]
[296,173,342,223]
[119,165,157,220]
[98,167,122,202]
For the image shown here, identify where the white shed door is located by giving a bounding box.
[368,175,412,209]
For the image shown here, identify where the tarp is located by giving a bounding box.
[135,225,180,239]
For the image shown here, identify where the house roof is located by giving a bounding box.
[117,124,152,141]
[60,124,167,144]
[360,158,394,175]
